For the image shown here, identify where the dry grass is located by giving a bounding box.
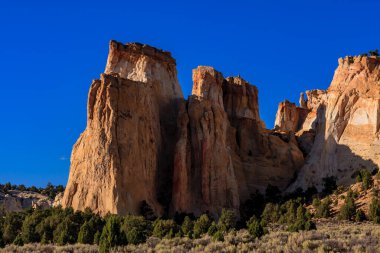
[2,221,380,252]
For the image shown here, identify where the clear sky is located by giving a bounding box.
[0,0,379,187]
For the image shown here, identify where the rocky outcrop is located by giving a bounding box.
[172,68,304,216]
[278,56,380,190]
[0,190,53,212]
[64,40,380,217]
[62,41,183,216]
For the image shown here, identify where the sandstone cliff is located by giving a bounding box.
[62,41,183,216]
[63,40,380,217]
[172,68,304,216]
[275,56,380,190]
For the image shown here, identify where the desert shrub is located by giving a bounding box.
[217,209,237,232]
[261,203,280,225]
[13,234,23,246]
[339,190,356,221]
[212,231,224,241]
[181,216,193,237]
[288,205,316,232]
[122,215,152,244]
[356,169,373,190]
[316,197,331,218]
[207,221,218,236]
[152,219,178,239]
[369,197,380,223]
[78,221,93,244]
[246,216,264,239]
[99,216,125,253]
[312,197,321,208]
[2,212,24,244]
[21,209,50,243]
[193,214,212,238]
[94,231,101,245]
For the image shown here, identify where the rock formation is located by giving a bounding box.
[63,40,380,217]
[276,56,380,190]
[62,41,183,216]
[0,190,53,212]
[172,68,304,216]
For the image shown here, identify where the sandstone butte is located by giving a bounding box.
[62,41,380,218]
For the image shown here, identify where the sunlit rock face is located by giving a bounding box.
[63,40,380,217]
[172,68,304,216]
[278,56,380,190]
[62,41,183,216]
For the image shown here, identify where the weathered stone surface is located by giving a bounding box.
[62,41,183,216]
[287,56,380,190]
[172,70,304,216]
[0,190,52,212]
[172,67,240,216]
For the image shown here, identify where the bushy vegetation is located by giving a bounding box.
[0,182,64,199]
[356,169,373,190]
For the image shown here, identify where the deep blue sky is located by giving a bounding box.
[0,0,379,187]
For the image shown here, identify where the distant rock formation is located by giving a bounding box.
[0,190,52,212]
[276,56,380,190]
[62,41,380,217]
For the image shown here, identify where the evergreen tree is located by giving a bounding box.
[339,191,356,221]
[181,216,193,237]
[193,214,212,238]
[207,221,218,236]
[99,216,124,253]
[152,219,178,239]
[316,197,331,218]
[78,221,93,244]
[246,216,264,239]
[122,215,151,244]
[369,196,380,223]
[2,212,24,244]
[217,209,237,232]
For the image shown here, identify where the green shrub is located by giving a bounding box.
[13,234,23,246]
[207,221,218,236]
[339,191,356,221]
[181,216,193,237]
[369,197,380,223]
[212,231,224,241]
[217,209,237,232]
[246,216,264,239]
[261,203,280,224]
[2,212,24,244]
[152,219,178,239]
[99,216,124,253]
[77,221,93,244]
[316,197,331,218]
[193,214,211,238]
[122,215,151,244]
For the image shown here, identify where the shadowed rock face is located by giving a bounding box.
[276,56,380,190]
